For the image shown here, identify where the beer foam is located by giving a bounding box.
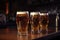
[17,11,29,14]
[40,13,48,15]
[30,12,40,16]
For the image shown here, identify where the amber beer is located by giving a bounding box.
[16,11,29,35]
[30,12,40,34]
[40,13,49,33]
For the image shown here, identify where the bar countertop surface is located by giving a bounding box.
[0,27,59,40]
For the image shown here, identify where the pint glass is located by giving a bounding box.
[16,11,29,36]
[39,13,49,33]
[30,12,40,34]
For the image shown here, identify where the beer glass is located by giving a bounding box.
[30,12,40,34]
[39,13,49,33]
[16,11,29,36]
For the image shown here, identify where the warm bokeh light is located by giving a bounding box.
[6,2,8,14]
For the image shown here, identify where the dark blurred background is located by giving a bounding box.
[0,0,60,29]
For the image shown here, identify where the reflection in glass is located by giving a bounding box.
[16,11,29,36]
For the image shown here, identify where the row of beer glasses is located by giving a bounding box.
[16,11,49,36]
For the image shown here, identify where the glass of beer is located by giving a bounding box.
[39,13,49,33]
[30,12,40,34]
[16,11,29,36]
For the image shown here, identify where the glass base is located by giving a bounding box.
[31,30,40,34]
[18,32,28,36]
